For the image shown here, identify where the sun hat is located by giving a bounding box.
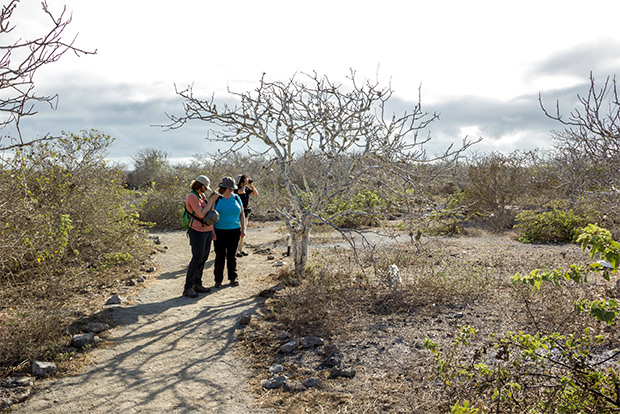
[195,175,211,191]
[219,176,238,190]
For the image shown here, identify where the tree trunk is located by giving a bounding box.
[290,220,311,277]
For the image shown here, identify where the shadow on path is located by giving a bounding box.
[18,230,274,414]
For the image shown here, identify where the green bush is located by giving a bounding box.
[425,225,620,413]
[515,208,591,243]
[327,189,386,228]
[0,130,151,368]
[0,130,150,278]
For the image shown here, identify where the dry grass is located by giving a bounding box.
[239,228,615,413]
[0,250,156,378]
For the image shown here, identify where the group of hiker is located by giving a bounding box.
[182,174,258,298]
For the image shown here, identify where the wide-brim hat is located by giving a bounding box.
[219,176,238,190]
[195,175,211,191]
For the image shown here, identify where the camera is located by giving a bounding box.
[248,179,253,184]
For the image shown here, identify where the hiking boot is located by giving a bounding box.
[214,282,223,288]
[236,252,243,258]
[182,287,198,298]
[229,279,239,287]
[241,251,249,256]
[193,284,211,293]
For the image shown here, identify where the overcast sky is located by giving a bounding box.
[11,0,620,166]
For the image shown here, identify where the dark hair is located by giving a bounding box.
[218,186,230,194]
[237,174,248,186]
[191,180,203,192]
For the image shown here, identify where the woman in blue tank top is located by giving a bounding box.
[212,176,246,287]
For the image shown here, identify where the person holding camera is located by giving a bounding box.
[235,174,258,257]
[213,177,246,287]
[183,175,219,298]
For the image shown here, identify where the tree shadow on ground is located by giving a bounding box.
[56,285,265,412]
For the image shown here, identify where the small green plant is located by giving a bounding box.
[98,252,133,270]
[513,224,619,324]
[451,400,480,414]
[425,326,620,413]
[426,210,466,236]
[515,208,591,243]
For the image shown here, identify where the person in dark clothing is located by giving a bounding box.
[234,174,258,257]
[213,176,246,288]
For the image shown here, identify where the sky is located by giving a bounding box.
[10,0,620,167]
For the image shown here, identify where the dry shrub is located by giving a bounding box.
[135,174,188,230]
[248,231,602,413]
[459,151,539,232]
[0,131,152,374]
[0,309,67,373]
[0,260,144,372]
[271,245,497,340]
[272,266,370,339]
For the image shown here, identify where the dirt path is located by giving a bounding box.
[17,223,283,414]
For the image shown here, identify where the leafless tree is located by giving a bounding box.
[540,73,620,190]
[168,71,476,277]
[0,0,95,151]
[539,73,620,226]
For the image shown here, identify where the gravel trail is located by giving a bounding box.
[16,224,282,414]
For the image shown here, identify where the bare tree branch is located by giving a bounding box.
[168,70,478,276]
[540,72,620,161]
[540,72,620,196]
[0,0,96,151]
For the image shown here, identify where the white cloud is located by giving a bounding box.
[9,0,620,165]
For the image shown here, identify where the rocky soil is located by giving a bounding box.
[4,221,605,413]
[11,222,286,414]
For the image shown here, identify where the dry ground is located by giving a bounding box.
[13,222,286,413]
[239,223,617,413]
[10,220,617,413]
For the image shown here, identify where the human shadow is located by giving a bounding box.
[156,259,214,281]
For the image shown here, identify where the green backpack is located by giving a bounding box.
[180,208,192,230]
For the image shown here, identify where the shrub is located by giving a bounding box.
[425,224,620,413]
[135,176,188,230]
[460,151,531,230]
[327,189,386,228]
[271,245,494,339]
[515,208,591,243]
[0,130,151,370]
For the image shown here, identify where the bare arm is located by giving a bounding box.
[188,192,217,218]
[249,184,259,197]
[240,209,246,237]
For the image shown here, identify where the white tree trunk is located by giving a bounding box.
[289,218,311,277]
